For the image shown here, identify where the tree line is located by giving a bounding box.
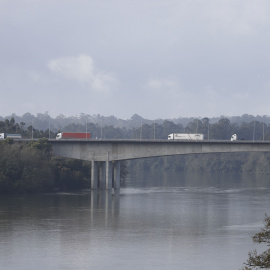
[3,112,270,132]
[1,116,270,194]
[0,138,91,194]
[2,114,270,141]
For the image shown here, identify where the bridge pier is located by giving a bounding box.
[90,160,120,190]
[105,161,112,189]
[91,161,98,189]
[100,162,106,189]
[113,161,120,189]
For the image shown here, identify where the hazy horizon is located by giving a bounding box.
[1,111,270,124]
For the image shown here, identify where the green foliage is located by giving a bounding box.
[0,140,54,194]
[0,141,92,194]
[28,138,52,156]
[241,215,270,270]
[52,158,90,191]
[0,138,14,145]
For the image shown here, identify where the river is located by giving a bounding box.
[0,171,269,270]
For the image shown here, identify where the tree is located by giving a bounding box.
[208,118,232,140]
[241,214,270,270]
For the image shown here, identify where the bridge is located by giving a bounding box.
[49,139,270,190]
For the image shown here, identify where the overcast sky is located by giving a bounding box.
[1,0,270,119]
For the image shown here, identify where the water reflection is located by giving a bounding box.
[0,191,121,241]
[0,172,269,270]
[126,169,270,189]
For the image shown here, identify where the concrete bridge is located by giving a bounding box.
[50,139,270,190]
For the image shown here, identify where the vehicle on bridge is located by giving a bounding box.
[56,132,91,140]
[231,134,237,141]
[168,133,204,141]
[0,133,22,140]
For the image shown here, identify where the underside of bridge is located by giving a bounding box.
[50,139,270,189]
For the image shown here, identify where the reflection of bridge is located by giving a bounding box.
[50,139,270,190]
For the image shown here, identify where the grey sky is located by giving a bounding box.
[1,0,270,119]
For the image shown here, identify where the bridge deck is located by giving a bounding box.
[49,139,270,162]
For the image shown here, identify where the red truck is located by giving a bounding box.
[56,132,91,139]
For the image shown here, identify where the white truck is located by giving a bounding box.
[168,133,204,141]
[0,133,22,140]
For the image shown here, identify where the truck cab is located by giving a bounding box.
[231,134,237,141]
[56,133,62,140]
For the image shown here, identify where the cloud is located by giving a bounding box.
[146,78,178,91]
[204,1,270,36]
[47,54,118,93]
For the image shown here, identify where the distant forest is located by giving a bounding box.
[2,112,270,136]
[1,113,270,194]
[1,112,270,141]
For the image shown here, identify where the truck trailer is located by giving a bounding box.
[0,133,22,139]
[168,133,204,141]
[56,132,91,140]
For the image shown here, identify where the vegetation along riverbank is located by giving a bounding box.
[1,115,270,194]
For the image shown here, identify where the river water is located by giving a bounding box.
[0,171,270,270]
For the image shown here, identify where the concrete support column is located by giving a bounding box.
[91,161,98,189]
[100,162,106,189]
[106,160,112,189]
[114,161,120,189]
[91,158,114,190]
